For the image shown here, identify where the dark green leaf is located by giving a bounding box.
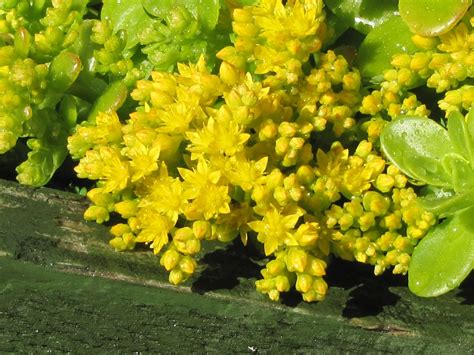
[409,207,474,297]
[381,117,454,187]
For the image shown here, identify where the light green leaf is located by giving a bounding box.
[142,0,220,31]
[409,207,474,297]
[354,16,419,80]
[399,0,471,36]
[442,153,474,193]
[102,0,154,49]
[381,116,454,187]
[87,81,128,124]
[420,188,474,217]
[324,0,398,34]
[447,110,474,164]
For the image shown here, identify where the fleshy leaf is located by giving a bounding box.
[87,81,128,123]
[419,188,474,217]
[442,153,474,193]
[447,110,474,164]
[102,0,154,49]
[142,0,220,31]
[466,106,474,169]
[354,16,419,80]
[381,117,454,187]
[399,0,471,36]
[409,207,474,297]
[324,0,398,34]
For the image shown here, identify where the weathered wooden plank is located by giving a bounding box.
[0,178,473,352]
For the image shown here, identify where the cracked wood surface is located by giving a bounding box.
[0,178,473,352]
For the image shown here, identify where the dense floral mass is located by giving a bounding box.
[2,0,474,301]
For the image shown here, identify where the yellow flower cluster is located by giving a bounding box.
[69,0,434,302]
[218,0,327,87]
[360,11,474,138]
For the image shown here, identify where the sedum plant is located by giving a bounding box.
[68,0,437,302]
[381,110,474,297]
[2,0,473,302]
[0,0,235,186]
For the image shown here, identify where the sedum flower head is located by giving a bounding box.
[68,0,440,304]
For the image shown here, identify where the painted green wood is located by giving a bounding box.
[0,178,473,352]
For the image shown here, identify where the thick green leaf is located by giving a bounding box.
[399,0,471,36]
[442,153,474,193]
[102,0,154,49]
[409,207,474,297]
[447,110,474,163]
[420,188,474,217]
[48,51,82,92]
[324,0,398,34]
[354,16,419,80]
[141,0,174,18]
[466,105,474,168]
[142,0,220,31]
[87,81,128,123]
[381,117,454,187]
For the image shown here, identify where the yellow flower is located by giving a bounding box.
[178,158,231,220]
[155,101,202,134]
[438,21,470,53]
[248,207,302,255]
[225,155,268,191]
[186,106,250,160]
[140,176,191,224]
[68,111,122,159]
[75,146,129,193]
[122,136,161,182]
[176,56,224,107]
[135,211,174,254]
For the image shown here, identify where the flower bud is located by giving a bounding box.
[160,249,181,271]
[84,205,109,223]
[114,199,138,218]
[169,269,184,285]
[286,248,308,273]
[274,275,291,292]
[110,223,131,237]
[296,274,313,293]
[266,259,286,276]
[179,256,197,274]
[307,257,326,277]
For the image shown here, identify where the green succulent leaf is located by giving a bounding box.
[16,109,69,187]
[142,0,220,31]
[48,51,83,93]
[399,0,471,36]
[441,153,474,193]
[102,0,154,49]
[324,0,398,34]
[409,207,474,297]
[419,188,474,217]
[354,16,419,80]
[381,116,454,187]
[447,110,474,165]
[87,80,128,124]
